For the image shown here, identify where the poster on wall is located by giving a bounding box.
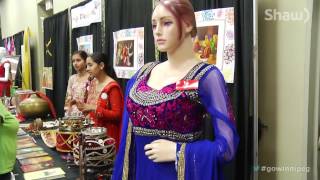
[76,35,93,54]
[4,37,16,56]
[71,0,101,29]
[42,67,53,90]
[113,27,144,79]
[194,7,235,83]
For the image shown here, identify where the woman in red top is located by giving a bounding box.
[76,53,124,150]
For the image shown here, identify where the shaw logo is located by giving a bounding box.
[264,8,310,23]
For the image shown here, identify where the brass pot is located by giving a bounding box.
[19,94,50,118]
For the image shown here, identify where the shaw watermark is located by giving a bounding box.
[264,8,310,23]
[253,165,310,173]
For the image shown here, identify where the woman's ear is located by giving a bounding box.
[99,62,105,70]
[183,21,193,34]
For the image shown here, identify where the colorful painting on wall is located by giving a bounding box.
[76,35,93,54]
[113,27,144,79]
[194,7,235,83]
[42,67,53,90]
[71,0,101,29]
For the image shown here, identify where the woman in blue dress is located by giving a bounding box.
[113,0,239,179]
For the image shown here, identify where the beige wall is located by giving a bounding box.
[0,0,41,89]
[0,0,38,38]
[258,0,314,179]
[53,0,85,14]
[0,0,84,90]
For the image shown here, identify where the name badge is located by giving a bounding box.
[176,80,199,90]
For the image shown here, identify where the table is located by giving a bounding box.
[13,133,80,180]
[13,120,113,180]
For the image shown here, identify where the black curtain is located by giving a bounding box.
[70,1,102,75]
[232,0,254,179]
[105,0,155,91]
[12,31,24,88]
[191,1,254,180]
[105,0,253,180]
[0,28,3,47]
[71,23,101,53]
[43,10,69,118]
[12,32,24,58]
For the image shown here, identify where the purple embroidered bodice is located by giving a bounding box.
[127,62,209,142]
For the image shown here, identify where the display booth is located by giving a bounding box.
[5,0,255,179]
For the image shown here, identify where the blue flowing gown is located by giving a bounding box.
[113,62,239,180]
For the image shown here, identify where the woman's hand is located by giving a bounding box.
[144,139,176,162]
[65,98,76,106]
[76,101,95,113]
[69,99,77,106]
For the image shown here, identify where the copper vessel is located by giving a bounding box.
[19,94,50,118]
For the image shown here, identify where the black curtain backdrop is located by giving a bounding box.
[105,0,253,180]
[71,23,102,54]
[105,0,155,91]
[0,28,3,47]
[71,23,101,74]
[232,1,254,179]
[13,31,24,88]
[70,1,102,75]
[43,10,69,118]
[192,1,254,180]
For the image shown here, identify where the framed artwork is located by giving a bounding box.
[113,27,144,79]
[71,0,101,29]
[115,40,134,67]
[194,7,235,83]
[76,35,93,54]
[42,67,53,90]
